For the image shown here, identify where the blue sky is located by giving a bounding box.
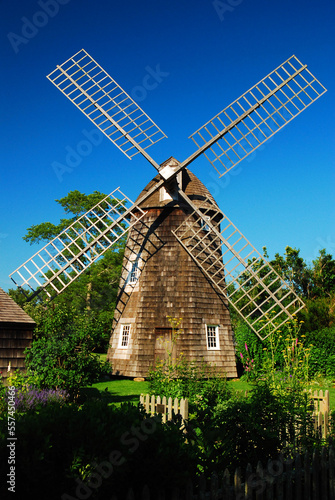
[0,0,334,292]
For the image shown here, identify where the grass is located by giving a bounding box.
[82,379,150,405]
[85,376,335,410]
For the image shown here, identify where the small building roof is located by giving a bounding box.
[0,288,35,325]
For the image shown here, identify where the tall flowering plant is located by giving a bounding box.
[239,342,255,381]
[260,313,310,395]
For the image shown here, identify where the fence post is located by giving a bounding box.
[223,468,232,500]
[324,390,330,413]
[329,446,335,500]
[295,453,302,500]
[126,488,135,500]
[150,394,155,414]
[167,397,173,420]
[234,467,243,499]
[321,447,328,500]
[304,451,311,500]
[255,461,265,500]
[173,397,179,417]
[244,462,253,500]
[210,471,219,500]
[285,457,293,500]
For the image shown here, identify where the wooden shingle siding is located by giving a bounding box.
[0,288,35,378]
[107,161,237,378]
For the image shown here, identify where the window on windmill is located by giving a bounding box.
[200,215,211,232]
[119,324,131,348]
[128,260,139,284]
[206,325,220,350]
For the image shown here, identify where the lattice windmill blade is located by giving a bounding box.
[172,197,305,340]
[9,189,146,300]
[186,55,327,177]
[47,49,165,170]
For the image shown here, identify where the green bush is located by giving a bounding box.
[190,380,319,477]
[304,326,335,378]
[0,400,193,499]
[25,330,112,398]
[148,354,231,410]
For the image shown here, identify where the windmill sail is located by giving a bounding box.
[188,55,327,177]
[47,49,166,166]
[9,189,146,299]
[172,199,305,340]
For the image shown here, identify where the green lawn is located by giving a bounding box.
[85,377,335,410]
[83,379,150,405]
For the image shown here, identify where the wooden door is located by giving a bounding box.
[154,327,173,364]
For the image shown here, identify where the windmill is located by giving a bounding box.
[10,50,326,378]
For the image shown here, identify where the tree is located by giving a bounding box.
[270,246,311,298]
[310,249,335,298]
[9,190,126,351]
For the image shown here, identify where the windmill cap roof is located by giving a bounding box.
[0,287,36,325]
[136,157,219,211]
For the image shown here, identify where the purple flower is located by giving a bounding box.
[5,386,69,412]
[245,343,248,352]
[240,353,243,359]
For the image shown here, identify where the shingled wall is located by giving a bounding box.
[107,161,237,378]
[0,288,35,378]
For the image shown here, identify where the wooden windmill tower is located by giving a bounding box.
[9,50,326,378]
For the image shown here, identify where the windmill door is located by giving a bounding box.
[154,327,174,364]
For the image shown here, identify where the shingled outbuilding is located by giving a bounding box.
[0,287,35,378]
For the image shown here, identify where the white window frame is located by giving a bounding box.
[201,215,211,232]
[206,325,220,350]
[159,186,173,202]
[119,324,131,349]
[128,260,139,284]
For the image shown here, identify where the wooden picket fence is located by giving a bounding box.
[312,389,330,438]
[140,390,330,436]
[139,394,189,423]
[110,446,335,500]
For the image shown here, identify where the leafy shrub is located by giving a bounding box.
[0,400,193,499]
[25,330,112,398]
[190,380,318,476]
[299,295,335,333]
[148,354,231,409]
[304,326,335,379]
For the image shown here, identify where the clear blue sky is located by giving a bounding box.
[0,0,334,292]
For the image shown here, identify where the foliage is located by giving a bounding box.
[24,301,114,352]
[259,315,310,394]
[148,317,231,409]
[9,189,127,352]
[0,400,193,499]
[24,318,112,398]
[190,381,318,476]
[270,246,311,297]
[229,246,335,333]
[238,341,255,381]
[304,326,335,379]
[9,386,68,413]
[299,294,335,333]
